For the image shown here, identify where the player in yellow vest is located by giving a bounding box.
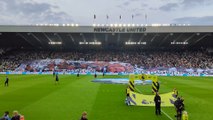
[126,87,130,96]
[125,86,131,105]
[173,88,178,98]
[182,111,188,120]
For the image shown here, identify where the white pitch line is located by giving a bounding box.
[135,87,142,93]
[134,86,173,120]
[161,109,174,120]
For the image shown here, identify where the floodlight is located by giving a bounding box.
[48,42,62,45]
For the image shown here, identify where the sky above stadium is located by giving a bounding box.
[0,0,213,25]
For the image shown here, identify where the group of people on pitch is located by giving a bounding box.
[173,88,188,120]
[154,88,188,120]
[0,111,24,120]
[126,87,188,120]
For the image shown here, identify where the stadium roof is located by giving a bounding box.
[0,25,212,50]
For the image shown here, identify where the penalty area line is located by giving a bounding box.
[161,109,174,120]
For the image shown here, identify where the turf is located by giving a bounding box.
[0,75,212,120]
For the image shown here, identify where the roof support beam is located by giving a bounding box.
[158,33,170,46]
[93,33,97,41]
[117,33,120,46]
[105,34,108,42]
[16,33,36,48]
[184,34,196,42]
[43,33,52,42]
[55,33,63,43]
[150,33,158,42]
[173,34,183,42]
[129,33,133,41]
[30,33,46,47]
[67,34,75,44]
[139,34,144,42]
[80,33,86,42]
[191,34,210,46]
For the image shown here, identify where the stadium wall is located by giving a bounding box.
[0,72,211,77]
[0,25,213,33]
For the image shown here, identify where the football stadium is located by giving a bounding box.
[0,0,213,120]
[0,24,212,120]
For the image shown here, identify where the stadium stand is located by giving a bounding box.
[0,26,212,75]
[0,50,212,75]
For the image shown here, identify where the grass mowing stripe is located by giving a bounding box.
[0,75,75,115]
[0,75,212,120]
[20,75,101,120]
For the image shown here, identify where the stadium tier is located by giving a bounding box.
[0,26,212,76]
[0,51,212,75]
[0,26,213,50]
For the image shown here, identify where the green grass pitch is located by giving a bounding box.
[0,75,213,120]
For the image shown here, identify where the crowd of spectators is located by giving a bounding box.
[0,49,5,55]
[0,110,24,120]
[0,50,212,72]
[0,51,51,71]
[0,110,85,120]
